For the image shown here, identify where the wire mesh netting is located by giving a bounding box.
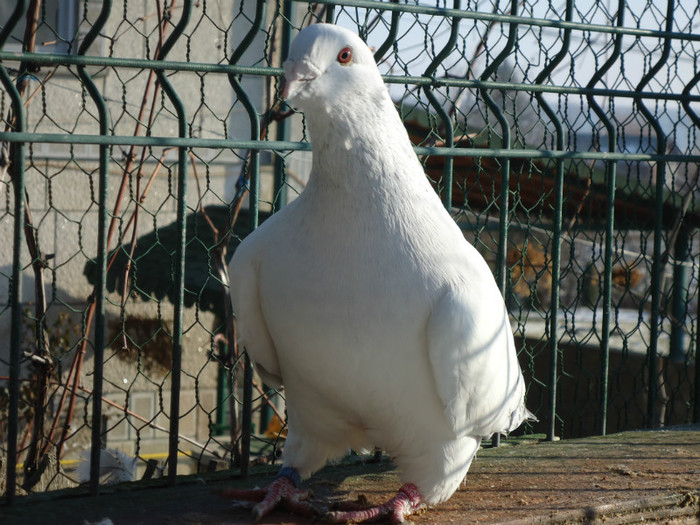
[1,0,699,501]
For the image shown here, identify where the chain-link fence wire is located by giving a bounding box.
[1,0,698,501]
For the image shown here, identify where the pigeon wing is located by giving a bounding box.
[229,235,283,388]
[427,282,526,439]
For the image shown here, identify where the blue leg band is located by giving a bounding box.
[276,466,301,488]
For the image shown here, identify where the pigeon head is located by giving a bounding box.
[281,24,385,113]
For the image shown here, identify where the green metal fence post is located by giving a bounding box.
[372,0,399,64]
[228,0,265,478]
[532,0,573,441]
[155,0,194,485]
[0,0,29,505]
[669,224,690,362]
[74,0,113,497]
[681,64,700,426]
[695,308,700,424]
[530,0,572,442]
[634,0,675,429]
[585,0,625,436]
[421,0,461,210]
[241,353,253,479]
[479,0,519,296]
[272,0,294,211]
[477,0,520,446]
[325,3,335,23]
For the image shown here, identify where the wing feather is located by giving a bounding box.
[229,239,283,388]
[427,284,528,439]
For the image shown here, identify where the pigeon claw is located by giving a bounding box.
[220,475,318,522]
[324,483,424,524]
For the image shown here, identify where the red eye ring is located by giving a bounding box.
[337,46,353,64]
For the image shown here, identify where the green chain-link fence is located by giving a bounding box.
[1,0,699,503]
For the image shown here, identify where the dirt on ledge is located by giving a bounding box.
[5,427,700,524]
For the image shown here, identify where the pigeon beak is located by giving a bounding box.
[281,60,319,101]
[279,75,295,100]
[280,74,313,101]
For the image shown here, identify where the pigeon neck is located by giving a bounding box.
[305,94,417,191]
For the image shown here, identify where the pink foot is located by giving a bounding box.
[325,483,424,524]
[219,470,318,523]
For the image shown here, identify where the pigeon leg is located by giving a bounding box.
[219,467,318,523]
[325,483,424,524]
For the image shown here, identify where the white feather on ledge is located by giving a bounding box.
[77,448,136,485]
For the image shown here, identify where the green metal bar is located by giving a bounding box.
[241,354,253,479]
[0,50,275,72]
[228,5,263,65]
[0,0,27,45]
[586,0,625,437]
[384,77,700,102]
[325,3,335,23]
[228,0,265,478]
[2,131,700,164]
[532,0,574,442]
[635,0,675,430]
[695,307,700,424]
[228,38,262,234]
[74,0,113,498]
[272,0,295,210]
[372,0,400,63]
[477,0,520,448]
[293,0,700,41]
[681,70,700,127]
[669,224,690,362]
[158,0,193,486]
[213,343,229,435]
[0,0,29,505]
[479,0,519,296]
[681,27,700,429]
[1,50,699,104]
[421,0,461,208]
[258,382,272,433]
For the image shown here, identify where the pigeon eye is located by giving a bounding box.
[337,47,353,65]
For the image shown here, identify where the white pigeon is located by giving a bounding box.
[225,23,532,523]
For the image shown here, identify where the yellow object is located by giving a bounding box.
[264,414,287,439]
